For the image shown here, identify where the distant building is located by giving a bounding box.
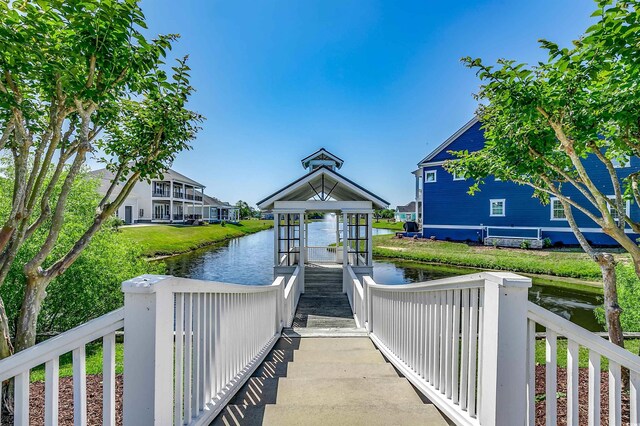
[92,168,237,224]
[395,202,417,222]
[194,194,239,223]
[415,118,640,246]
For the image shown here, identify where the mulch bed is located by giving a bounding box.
[535,365,630,426]
[0,367,632,424]
[1,375,123,426]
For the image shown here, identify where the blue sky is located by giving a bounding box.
[138,0,595,209]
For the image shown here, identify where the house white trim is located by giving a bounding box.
[418,117,479,166]
[424,170,437,183]
[549,197,567,221]
[422,224,638,234]
[490,199,505,217]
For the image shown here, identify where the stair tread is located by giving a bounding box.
[213,404,447,426]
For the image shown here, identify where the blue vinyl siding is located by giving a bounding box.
[420,122,639,246]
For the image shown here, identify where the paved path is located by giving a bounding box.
[212,265,449,425]
[212,338,449,426]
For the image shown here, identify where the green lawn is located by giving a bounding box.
[372,234,620,280]
[373,221,405,231]
[30,341,124,382]
[28,338,638,382]
[120,220,273,257]
[535,338,640,370]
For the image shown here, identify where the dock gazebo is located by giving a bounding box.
[257,148,389,284]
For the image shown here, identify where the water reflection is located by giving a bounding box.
[163,221,604,331]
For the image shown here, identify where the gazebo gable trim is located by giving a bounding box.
[301,148,344,170]
[257,166,388,210]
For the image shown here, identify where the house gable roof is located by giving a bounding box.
[418,117,480,166]
[257,165,388,210]
[89,167,206,188]
[396,201,416,212]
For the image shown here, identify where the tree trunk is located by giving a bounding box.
[595,253,624,347]
[14,275,49,352]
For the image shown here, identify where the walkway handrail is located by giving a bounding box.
[344,265,366,328]
[0,308,124,425]
[283,266,302,327]
[527,301,640,425]
[365,271,531,426]
[122,274,284,426]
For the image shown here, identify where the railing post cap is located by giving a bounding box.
[121,274,173,293]
[482,271,532,288]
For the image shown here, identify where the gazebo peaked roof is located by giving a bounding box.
[301,148,344,170]
[257,165,389,210]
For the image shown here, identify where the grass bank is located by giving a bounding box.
[373,221,404,231]
[120,220,273,257]
[29,338,640,382]
[372,234,622,281]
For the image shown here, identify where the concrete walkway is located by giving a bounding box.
[212,337,448,426]
[212,265,449,425]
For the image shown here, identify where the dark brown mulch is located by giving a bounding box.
[535,365,630,426]
[1,367,634,424]
[23,374,123,426]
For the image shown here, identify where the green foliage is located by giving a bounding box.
[595,265,640,332]
[235,200,256,220]
[520,240,531,249]
[0,170,159,334]
[448,0,640,242]
[0,0,202,351]
[543,238,553,248]
[375,209,395,220]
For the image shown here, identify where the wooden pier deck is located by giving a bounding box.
[292,266,355,326]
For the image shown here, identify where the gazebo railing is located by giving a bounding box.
[305,246,340,263]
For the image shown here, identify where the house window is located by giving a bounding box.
[611,155,630,168]
[550,198,566,220]
[490,199,505,217]
[607,196,630,222]
[452,172,465,181]
[425,170,437,183]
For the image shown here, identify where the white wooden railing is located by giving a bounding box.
[121,274,290,425]
[305,246,339,263]
[356,272,532,425]
[0,308,124,425]
[283,266,302,327]
[528,302,640,426]
[344,265,367,328]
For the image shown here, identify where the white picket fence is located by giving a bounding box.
[0,308,124,425]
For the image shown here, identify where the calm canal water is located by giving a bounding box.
[163,220,604,331]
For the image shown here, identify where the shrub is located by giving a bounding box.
[520,240,531,249]
[0,171,160,335]
[542,237,553,248]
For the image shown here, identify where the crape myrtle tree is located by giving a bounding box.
[0,0,202,356]
[446,0,640,347]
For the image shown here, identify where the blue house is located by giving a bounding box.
[415,118,640,247]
